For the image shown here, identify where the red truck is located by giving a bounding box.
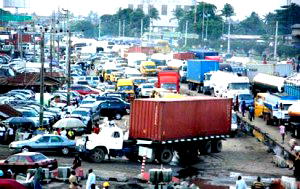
[156,71,180,93]
[76,97,232,164]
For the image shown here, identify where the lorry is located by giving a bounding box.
[156,71,180,93]
[140,61,157,76]
[263,93,298,125]
[203,71,251,99]
[116,79,135,99]
[252,73,285,96]
[187,60,219,93]
[284,73,300,99]
[75,97,232,164]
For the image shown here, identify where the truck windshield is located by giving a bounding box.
[161,83,177,90]
[118,86,133,91]
[144,65,156,69]
[239,94,253,100]
[229,83,249,90]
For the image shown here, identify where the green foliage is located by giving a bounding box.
[148,7,160,20]
[70,20,97,38]
[221,3,235,18]
[234,12,266,35]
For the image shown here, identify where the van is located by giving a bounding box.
[140,61,157,76]
[117,79,135,99]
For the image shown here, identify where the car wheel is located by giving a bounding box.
[115,113,122,120]
[91,148,105,163]
[22,146,30,152]
[61,147,70,155]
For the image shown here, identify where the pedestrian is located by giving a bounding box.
[102,181,110,189]
[251,176,265,189]
[69,170,81,189]
[0,124,6,144]
[248,105,255,121]
[7,126,14,143]
[234,96,239,112]
[72,154,82,170]
[61,128,67,138]
[33,166,43,189]
[279,124,286,144]
[236,176,247,189]
[241,101,246,117]
[294,152,300,180]
[86,169,96,189]
[93,123,100,134]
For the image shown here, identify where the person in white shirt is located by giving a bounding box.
[236,176,247,189]
[0,124,6,143]
[60,128,67,137]
[86,169,96,189]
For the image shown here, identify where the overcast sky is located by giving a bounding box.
[1,0,300,20]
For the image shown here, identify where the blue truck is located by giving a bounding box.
[187,59,219,93]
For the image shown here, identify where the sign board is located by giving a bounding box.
[138,146,153,159]
[3,0,27,8]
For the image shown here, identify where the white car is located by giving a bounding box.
[139,83,155,97]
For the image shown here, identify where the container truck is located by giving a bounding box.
[284,73,300,99]
[173,52,195,60]
[75,97,232,164]
[155,71,180,93]
[189,50,218,59]
[246,63,293,80]
[187,60,219,93]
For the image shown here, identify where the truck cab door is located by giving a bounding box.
[108,131,123,150]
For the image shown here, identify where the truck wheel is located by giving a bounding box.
[91,148,106,163]
[115,113,122,120]
[212,140,222,153]
[201,141,212,154]
[157,148,173,164]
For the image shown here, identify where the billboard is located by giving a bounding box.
[3,0,28,8]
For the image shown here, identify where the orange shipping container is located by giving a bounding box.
[129,97,232,141]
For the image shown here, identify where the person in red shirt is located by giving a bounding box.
[93,123,100,134]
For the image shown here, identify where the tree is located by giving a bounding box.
[221,3,234,18]
[236,12,266,35]
[173,7,184,21]
[70,20,97,38]
[148,7,160,20]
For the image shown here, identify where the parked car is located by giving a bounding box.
[101,92,129,102]
[9,134,76,155]
[70,85,100,95]
[0,152,58,175]
[99,98,130,120]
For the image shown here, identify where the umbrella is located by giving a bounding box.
[3,117,36,128]
[53,118,85,129]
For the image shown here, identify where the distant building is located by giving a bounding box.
[127,0,194,32]
[292,24,300,48]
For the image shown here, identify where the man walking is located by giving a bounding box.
[236,176,247,189]
[252,176,265,189]
[86,169,96,189]
[279,124,286,144]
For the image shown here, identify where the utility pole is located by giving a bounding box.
[118,19,121,38]
[63,9,71,106]
[274,21,278,60]
[205,15,209,40]
[50,12,54,76]
[184,20,189,46]
[98,17,101,40]
[122,20,125,38]
[140,18,143,38]
[33,22,36,61]
[39,30,45,128]
[227,18,231,54]
[201,2,205,41]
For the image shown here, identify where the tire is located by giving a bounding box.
[157,148,173,164]
[21,146,30,152]
[61,147,70,155]
[212,140,222,153]
[91,148,106,163]
[202,141,212,154]
[115,113,122,120]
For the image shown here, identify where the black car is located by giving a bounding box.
[99,98,130,120]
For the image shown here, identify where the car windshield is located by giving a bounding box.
[134,79,146,84]
[229,83,249,90]
[144,65,156,69]
[31,154,48,162]
[118,86,133,91]
[239,94,253,100]
[22,111,38,117]
[161,83,177,90]
[142,85,154,89]
[72,110,89,116]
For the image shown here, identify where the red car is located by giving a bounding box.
[70,85,100,95]
[0,152,58,176]
[0,179,27,189]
